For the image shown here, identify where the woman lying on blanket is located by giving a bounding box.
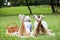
[18,14,32,36]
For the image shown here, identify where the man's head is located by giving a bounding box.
[38,15,44,18]
[33,15,44,22]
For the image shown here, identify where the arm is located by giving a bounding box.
[33,15,40,22]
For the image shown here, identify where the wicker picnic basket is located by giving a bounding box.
[6,22,19,33]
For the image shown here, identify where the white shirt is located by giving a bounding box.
[24,22,32,33]
[34,20,48,30]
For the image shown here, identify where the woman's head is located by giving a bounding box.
[24,16,31,22]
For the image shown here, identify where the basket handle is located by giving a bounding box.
[7,22,17,26]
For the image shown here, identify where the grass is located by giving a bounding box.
[0,14,60,40]
[0,5,60,40]
[0,5,53,16]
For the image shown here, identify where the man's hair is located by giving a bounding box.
[38,16,40,18]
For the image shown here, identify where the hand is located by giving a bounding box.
[40,15,44,18]
[33,15,38,19]
[19,14,25,21]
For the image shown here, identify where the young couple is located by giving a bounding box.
[18,14,54,37]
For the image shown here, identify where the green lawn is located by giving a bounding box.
[0,15,60,40]
[0,5,60,40]
[0,5,52,16]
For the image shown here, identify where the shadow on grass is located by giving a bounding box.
[0,12,60,17]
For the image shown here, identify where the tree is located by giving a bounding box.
[26,0,32,14]
[6,0,10,6]
[57,0,60,6]
[0,0,4,8]
[0,0,2,8]
[51,0,55,13]
[10,0,21,6]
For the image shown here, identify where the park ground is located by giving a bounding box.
[0,5,60,40]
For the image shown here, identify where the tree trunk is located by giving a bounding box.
[26,0,32,14]
[0,3,1,8]
[0,0,2,8]
[51,0,55,13]
[57,0,59,6]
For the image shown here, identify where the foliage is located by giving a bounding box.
[0,0,5,8]
[0,0,53,7]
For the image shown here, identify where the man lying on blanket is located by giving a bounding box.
[33,15,55,36]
